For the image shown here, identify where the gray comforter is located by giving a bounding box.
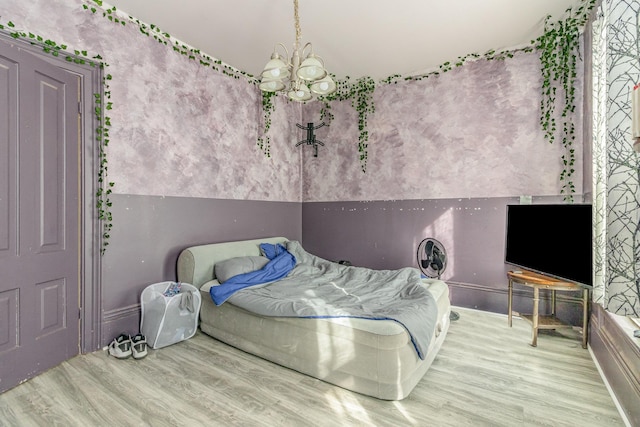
[227,241,438,359]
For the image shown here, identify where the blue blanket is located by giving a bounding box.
[209,243,296,305]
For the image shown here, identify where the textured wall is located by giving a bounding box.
[101,195,302,342]
[302,52,583,202]
[0,0,306,348]
[1,0,302,203]
[299,48,588,322]
[301,196,586,322]
[2,0,581,205]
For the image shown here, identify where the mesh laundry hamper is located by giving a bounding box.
[140,282,201,349]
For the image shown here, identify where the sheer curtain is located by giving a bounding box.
[592,0,640,317]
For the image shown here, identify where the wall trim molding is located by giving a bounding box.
[103,304,140,322]
[590,303,640,426]
[102,304,140,345]
[447,280,587,305]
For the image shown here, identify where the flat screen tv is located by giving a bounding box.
[505,204,592,287]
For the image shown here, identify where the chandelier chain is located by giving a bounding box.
[294,0,301,49]
[258,0,335,101]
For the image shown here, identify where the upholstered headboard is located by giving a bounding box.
[176,237,288,288]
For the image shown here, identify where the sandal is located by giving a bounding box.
[108,334,132,359]
[131,334,148,359]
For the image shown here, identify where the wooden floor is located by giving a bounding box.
[0,308,625,427]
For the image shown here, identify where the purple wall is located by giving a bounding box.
[101,194,302,342]
[298,50,588,323]
[302,197,515,273]
[2,0,590,348]
[302,195,584,324]
[1,0,306,347]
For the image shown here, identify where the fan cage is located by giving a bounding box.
[416,238,447,279]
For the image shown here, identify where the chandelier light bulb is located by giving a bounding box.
[259,78,286,92]
[309,74,336,95]
[270,68,281,78]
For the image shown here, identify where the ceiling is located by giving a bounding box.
[106,0,583,80]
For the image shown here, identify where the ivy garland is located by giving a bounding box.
[4,0,597,251]
[0,18,114,254]
[94,76,115,255]
[83,0,598,189]
[288,0,594,189]
[257,91,276,157]
[85,0,251,81]
[538,17,579,201]
[319,76,376,172]
[81,0,258,252]
[536,0,596,202]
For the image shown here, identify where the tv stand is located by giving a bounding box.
[507,270,589,348]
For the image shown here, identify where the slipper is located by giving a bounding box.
[131,334,148,359]
[108,334,132,359]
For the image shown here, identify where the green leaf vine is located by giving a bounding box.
[81,0,261,252]
[83,0,252,80]
[1,15,114,255]
[257,75,376,173]
[10,0,594,209]
[318,76,376,172]
[84,0,595,201]
[315,0,594,188]
[258,91,276,158]
[95,75,115,255]
[536,0,596,202]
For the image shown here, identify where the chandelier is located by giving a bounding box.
[258,0,336,102]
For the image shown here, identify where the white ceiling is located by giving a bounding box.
[106,0,583,80]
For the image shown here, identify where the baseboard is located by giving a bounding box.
[589,346,632,427]
[447,281,588,325]
[102,304,141,347]
[589,303,640,426]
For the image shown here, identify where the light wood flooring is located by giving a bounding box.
[0,308,625,426]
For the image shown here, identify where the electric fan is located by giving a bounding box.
[416,238,459,321]
[416,238,447,279]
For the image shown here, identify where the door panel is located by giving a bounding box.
[0,54,17,259]
[0,289,18,353]
[37,71,68,252]
[0,40,80,393]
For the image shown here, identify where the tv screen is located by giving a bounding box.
[505,204,592,287]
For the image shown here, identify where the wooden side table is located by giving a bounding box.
[507,270,589,348]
